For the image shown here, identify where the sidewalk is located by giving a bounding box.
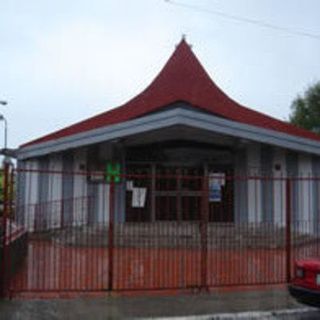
[0,287,318,320]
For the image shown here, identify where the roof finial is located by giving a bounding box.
[176,34,192,49]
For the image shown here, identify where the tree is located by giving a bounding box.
[289,82,320,133]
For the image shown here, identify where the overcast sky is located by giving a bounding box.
[0,0,320,149]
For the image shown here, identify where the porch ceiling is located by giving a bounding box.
[122,125,237,148]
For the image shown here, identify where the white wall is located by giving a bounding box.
[21,147,111,229]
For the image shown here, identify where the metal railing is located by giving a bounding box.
[1,166,320,297]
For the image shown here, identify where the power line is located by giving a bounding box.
[164,0,320,41]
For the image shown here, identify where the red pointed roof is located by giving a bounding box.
[22,39,320,147]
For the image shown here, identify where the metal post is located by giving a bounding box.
[8,165,13,299]
[176,168,182,222]
[9,168,14,219]
[108,180,115,291]
[1,162,10,297]
[151,164,156,222]
[286,177,292,283]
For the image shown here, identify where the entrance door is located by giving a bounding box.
[125,163,234,222]
[125,164,204,222]
[207,168,234,222]
[155,166,203,221]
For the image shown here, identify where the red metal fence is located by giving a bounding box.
[1,165,320,298]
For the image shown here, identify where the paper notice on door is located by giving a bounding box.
[208,172,225,202]
[126,180,134,191]
[209,183,222,202]
[132,187,147,208]
[210,173,226,187]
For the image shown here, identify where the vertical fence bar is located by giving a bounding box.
[1,162,10,298]
[108,180,115,291]
[200,175,208,291]
[9,168,14,219]
[286,177,292,283]
[8,165,14,298]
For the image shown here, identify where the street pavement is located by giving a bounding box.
[0,288,319,319]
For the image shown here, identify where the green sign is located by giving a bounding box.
[106,162,121,184]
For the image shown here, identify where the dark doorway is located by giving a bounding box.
[125,141,234,222]
[125,163,234,223]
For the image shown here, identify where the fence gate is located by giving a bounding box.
[1,165,320,298]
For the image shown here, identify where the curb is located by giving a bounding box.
[139,307,318,319]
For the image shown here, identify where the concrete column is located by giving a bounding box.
[48,154,63,229]
[247,144,262,223]
[24,160,39,232]
[73,148,88,226]
[298,154,313,234]
[272,148,287,226]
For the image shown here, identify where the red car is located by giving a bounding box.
[289,259,320,307]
